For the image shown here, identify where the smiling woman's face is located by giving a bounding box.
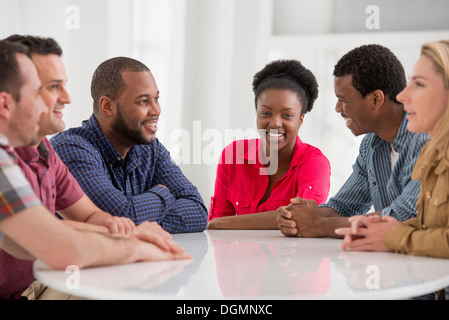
[256,88,304,156]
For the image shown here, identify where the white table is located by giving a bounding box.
[33,230,449,300]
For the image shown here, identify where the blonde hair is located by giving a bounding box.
[420,40,449,164]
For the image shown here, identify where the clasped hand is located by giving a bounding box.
[277,198,401,252]
[335,215,401,252]
[276,197,323,237]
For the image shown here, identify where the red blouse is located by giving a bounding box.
[209,136,331,220]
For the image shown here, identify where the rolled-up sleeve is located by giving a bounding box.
[321,141,373,217]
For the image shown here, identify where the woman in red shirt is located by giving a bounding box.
[208,60,331,229]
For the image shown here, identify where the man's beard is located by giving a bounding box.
[111,103,154,145]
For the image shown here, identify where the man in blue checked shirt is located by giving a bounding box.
[277,44,428,238]
[51,57,208,234]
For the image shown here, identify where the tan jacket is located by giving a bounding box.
[384,142,449,258]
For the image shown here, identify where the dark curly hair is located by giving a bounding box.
[333,44,406,104]
[252,59,318,115]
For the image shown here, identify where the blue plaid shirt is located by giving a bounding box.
[321,114,428,221]
[51,115,207,233]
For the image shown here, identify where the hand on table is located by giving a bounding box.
[133,221,185,254]
[276,197,322,237]
[335,215,402,252]
[101,216,136,235]
[136,240,192,262]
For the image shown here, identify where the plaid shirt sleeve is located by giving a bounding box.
[0,149,41,244]
[52,133,208,234]
[149,144,209,233]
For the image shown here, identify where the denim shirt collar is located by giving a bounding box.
[371,113,411,153]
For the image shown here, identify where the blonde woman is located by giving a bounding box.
[336,40,449,258]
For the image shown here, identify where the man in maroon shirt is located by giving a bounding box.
[0,35,182,300]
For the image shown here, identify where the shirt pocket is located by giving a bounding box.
[228,191,252,215]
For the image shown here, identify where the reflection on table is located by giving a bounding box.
[33,230,449,300]
[211,234,331,296]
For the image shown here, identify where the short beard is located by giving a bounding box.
[111,102,154,145]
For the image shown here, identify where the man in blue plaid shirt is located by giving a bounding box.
[51,57,208,234]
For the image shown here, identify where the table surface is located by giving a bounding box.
[34,230,449,300]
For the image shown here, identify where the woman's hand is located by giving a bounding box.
[335,215,402,252]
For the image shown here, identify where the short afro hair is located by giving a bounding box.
[252,59,319,115]
[91,57,150,113]
[333,44,406,104]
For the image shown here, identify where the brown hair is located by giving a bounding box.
[0,40,30,101]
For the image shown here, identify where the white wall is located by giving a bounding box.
[0,0,137,129]
[179,0,263,208]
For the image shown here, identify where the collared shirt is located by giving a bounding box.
[209,136,331,219]
[51,115,208,233]
[0,135,41,299]
[15,138,85,213]
[385,142,449,258]
[0,138,85,300]
[321,114,428,221]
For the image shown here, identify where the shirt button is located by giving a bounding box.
[426,191,432,199]
[308,186,312,189]
[236,202,239,206]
